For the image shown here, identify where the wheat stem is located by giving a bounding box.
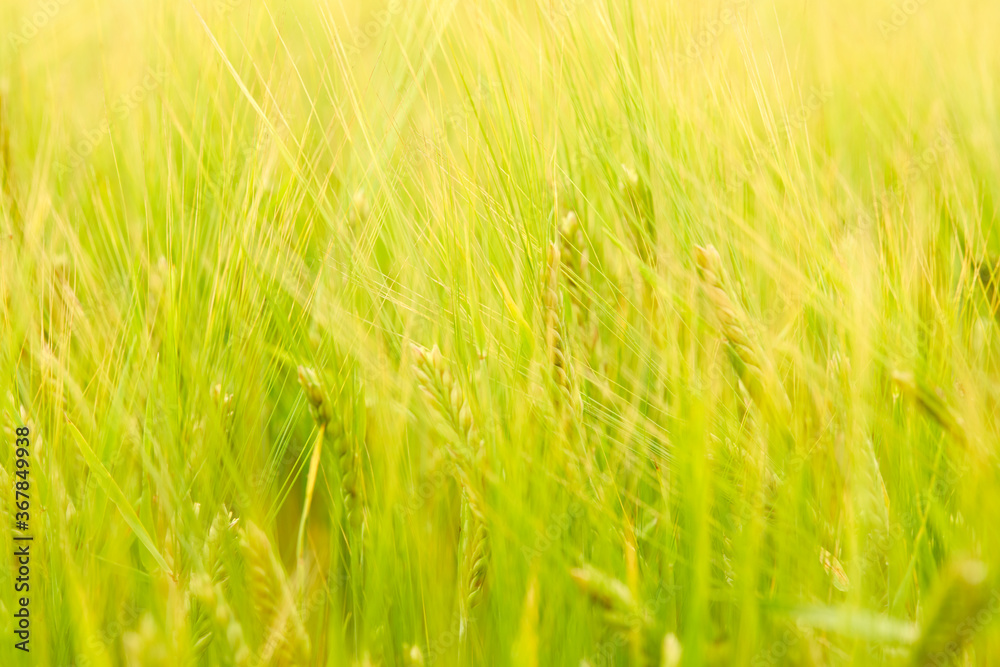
[296,423,326,564]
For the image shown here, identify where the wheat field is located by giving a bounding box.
[1,0,1000,664]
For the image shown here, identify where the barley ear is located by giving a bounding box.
[335,370,365,531]
[461,488,490,616]
[571,564,659,665]
[190,572,252,666]
[210,383,235,430]
[620,165,655,262]
[559,211,589,293]
[412,343,491,629]
[544,243,583,425]
[350,188,370,231]
[298,365,331,427]
[561,212,600,358]
[411,343,484,463]
[571,564,650,632]
[694,244,790,422]
[192,507,239,653]
[240,520,311,665]
[203,507,238,585]
[122,613,168,667]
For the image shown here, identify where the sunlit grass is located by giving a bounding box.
[2,0,1000,664]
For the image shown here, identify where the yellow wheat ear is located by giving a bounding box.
[240,520,311,665]
[411,342,491,630]
[620,164,655,262]
[190,572,252,666]
[559,211,600,360]
[571,564,649,631]
[544,243,581,421]
[411,343,484,462]
[460,487,490,621]
[298,365,331,427]
[694,244,791,423]
[571,564,665,665]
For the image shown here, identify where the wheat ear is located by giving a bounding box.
[411,344,490,623]
[571,564,650,632]
[694,244,791,422]
[191,507,240,656]
[412,343,484,465]
[620,165,655,262]
[461,486,490,615]
[544,243,583,425]
[335,373,364,530]
[571,564,661,665]
[240,519,311,665]
[559,212,601,356]
[190,572,252,666]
